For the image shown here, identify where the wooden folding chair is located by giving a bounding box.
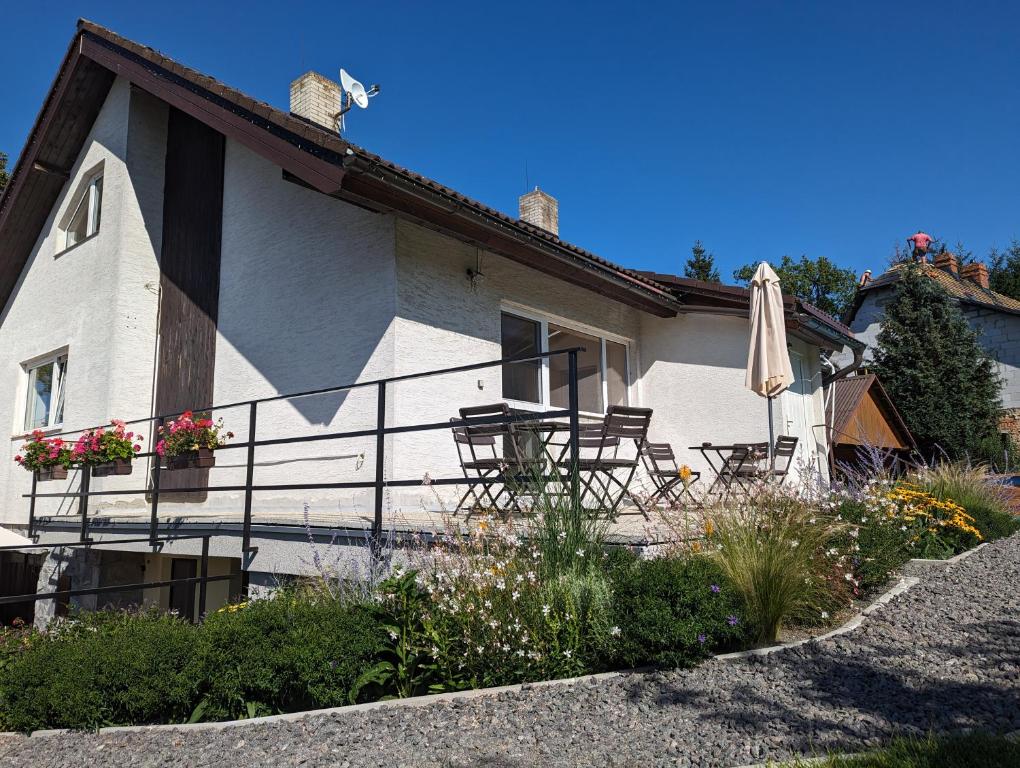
[714,442,769,500]
[768,435,799,484]
[558,406,653,519]
[639,442,701,508]
[451,403,541,515]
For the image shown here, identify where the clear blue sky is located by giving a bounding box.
[2,1,1018,281]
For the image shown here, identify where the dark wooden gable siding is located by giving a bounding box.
[154,107,225,498]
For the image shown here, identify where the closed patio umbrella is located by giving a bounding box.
[745,262,795,456]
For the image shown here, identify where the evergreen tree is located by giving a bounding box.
[733,254,857,318]
[0,152,8,193]
[870,265,1002,461]
[683,240,720,282]
[988,240,1020,301]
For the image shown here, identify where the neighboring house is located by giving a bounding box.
[0,21,863,618]
[847,253,1020,439]
[830,373,915,474]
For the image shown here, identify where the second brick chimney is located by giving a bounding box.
[961,261,990,289]
[519,187,559,236]
[933,251,959,275]
[290,72,342,130]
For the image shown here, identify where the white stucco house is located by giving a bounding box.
[0,21,863,620]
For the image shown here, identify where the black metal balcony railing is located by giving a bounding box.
[11,349,582,610]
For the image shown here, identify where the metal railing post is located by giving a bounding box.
[78,467,91,542]
[199,535,209,621]
[373,381,386,555]
[149,416,163,546]
[241,402,257,567]
[567,350,580,508]
[27,474,37,539]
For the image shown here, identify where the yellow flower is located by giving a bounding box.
[704,519,714,538]
[678,464,693,484]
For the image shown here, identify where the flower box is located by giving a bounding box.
[36,465,68,482]
[91,458,134,477]
[164,447,216,471]
[156,412,232,470]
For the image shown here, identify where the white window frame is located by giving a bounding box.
[499,303,632,417]
[22,351,69,432]
[58,166,104,253]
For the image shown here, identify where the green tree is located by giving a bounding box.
[0,152,9,193]
[988,240,1020,301]
[870,265,1002,462]
[683,240,720,282]
[732,254,857,318]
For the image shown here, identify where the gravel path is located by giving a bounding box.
[3,537,1019,768]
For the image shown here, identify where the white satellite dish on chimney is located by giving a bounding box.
[336,68,380,133]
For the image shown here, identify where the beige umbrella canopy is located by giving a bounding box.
[746,262,795,451]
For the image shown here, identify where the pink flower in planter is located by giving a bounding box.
[155,440,166,457]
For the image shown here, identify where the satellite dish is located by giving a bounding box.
[335,68,381,133]
[340,68,370,109]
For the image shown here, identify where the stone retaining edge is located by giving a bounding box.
[9,551,934,739]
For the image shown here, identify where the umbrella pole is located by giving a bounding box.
[767,396,775,465]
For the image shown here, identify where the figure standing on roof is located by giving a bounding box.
[907,230,933,262]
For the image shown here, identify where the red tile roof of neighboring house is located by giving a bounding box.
[851,262,1020,320]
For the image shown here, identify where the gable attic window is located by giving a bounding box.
[23,352,68,431]
[500,310,630,414]
[59,168,103,252]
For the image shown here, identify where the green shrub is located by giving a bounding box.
[910,463,1019,542]
[197,592,386,720]
[0,610,203,732]
[833,495,914,593]
[707,492,842,644]
[608,551,747,668]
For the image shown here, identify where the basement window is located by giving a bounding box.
[24,353,68,431]
[61,173,103,251]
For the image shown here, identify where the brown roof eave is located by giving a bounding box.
[339,155,682,317]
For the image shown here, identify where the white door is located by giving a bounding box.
[782,352,815,473]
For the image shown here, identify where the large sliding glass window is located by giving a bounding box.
[499,311,630,414]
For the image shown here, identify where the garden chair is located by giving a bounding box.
[557,406,653,519]
[711,442,769,500]
[450,403,542,516]
[767,435,799,485]
[639,442,702,508]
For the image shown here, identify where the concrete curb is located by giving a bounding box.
[908,542,988,566]
[20,669,635,738]
[7,549,936,739]
[715,575,920,660]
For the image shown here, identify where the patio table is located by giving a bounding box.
[689,442,766,500]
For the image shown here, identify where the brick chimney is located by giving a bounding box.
[933,251,959,275]
[960,261,990,289]
[518,187,559,236]
[290,72,342,130]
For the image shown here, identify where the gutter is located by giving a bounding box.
[795,311,865,384]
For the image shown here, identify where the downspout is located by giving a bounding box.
[821,355,838,477]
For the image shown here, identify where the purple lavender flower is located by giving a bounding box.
[697,633,707,644]
[727,615,739,626]
[710,584,721,594]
